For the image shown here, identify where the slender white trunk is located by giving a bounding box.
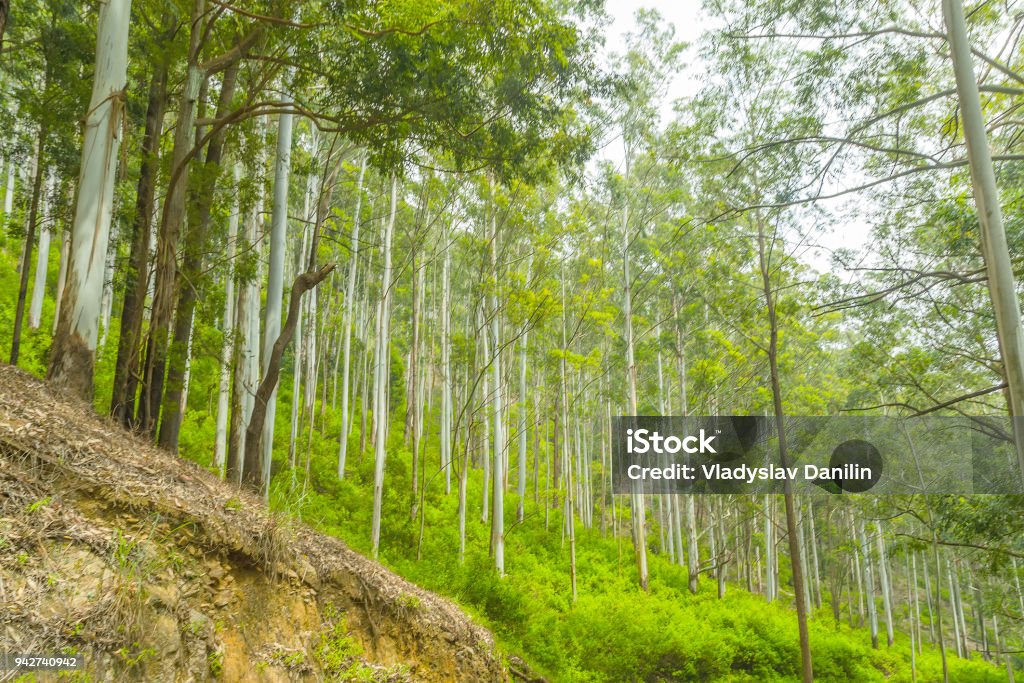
[440,223,452,494]
[481,305,491,524]
[52,224,69,335]
[337,155,366,477]
[858,519,880,649]
[560,267,577,602]
[516,260,530,522]
[808,503,821,609]
[944,0,1024,479]
[622,163,648,592]
[876,521,895,646]
[179,309,195,414]
[370,175,398,558]
[214,164,241,470]
[47,0,131,398]
[490,188,505,575]
[3,158,14,216]
[28,172,53,329]
[765,496,775,601]
[289,223,309,469]
[98,240,116,348]
[260,102,294,497]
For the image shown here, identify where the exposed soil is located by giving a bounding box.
[0,364,508,682]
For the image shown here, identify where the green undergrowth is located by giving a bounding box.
[0,241,1008,680]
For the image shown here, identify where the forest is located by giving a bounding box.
[2,0,1024,680]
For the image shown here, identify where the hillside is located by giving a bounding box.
[0,365,510,682]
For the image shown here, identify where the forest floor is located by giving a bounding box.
[0,364,517,682]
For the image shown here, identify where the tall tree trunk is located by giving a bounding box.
[28,171,52,330]
[11,134,45,365]
[370,176,398,558]
[858,519,880,649]
[440,223,453,495]
[481,305,491,524]
[490,187,505,576]
[215,163,242,472]
[756,215,813,681]
[47,0,131,398]
[138,0,206,432]
[111,47,169,425]
[159,60,241,451]
[253,99,295,495]
[943,0,1024,481]
[2,158,14,217]
[560,267,577,602]
[243,263,335,492]
[622,167,649,592]
[337,155,366,478]
[876,521,895,646]
[517,288,529,523]
[226,160,263,484]
[52,217,69,335]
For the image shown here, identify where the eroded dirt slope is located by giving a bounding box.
[0,365,507,682]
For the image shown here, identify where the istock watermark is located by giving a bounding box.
[612,415,1024,494]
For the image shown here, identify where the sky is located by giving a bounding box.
[596,1,873,277]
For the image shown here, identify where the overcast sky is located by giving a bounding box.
[596,1,871,276]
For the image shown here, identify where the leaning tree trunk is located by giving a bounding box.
[47,0,131,399]
[243,263,336,493]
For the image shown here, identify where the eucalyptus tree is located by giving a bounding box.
[705,0,1024,480]
[46,0,131,398]
[607,8,684,593]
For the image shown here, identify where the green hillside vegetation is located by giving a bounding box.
[0,248,1005,681]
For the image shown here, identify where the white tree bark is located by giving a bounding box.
[52,223,69,335]
[490,187,505,575]
[47,0,131,398]
[214,163,242,470]
[260,102,294,496]
[370,175,398,558]
[516,307,529,523]
[858,519,880,649]
[481,304,491,525]
[621,171,649,592]
[28,172,53,329]
[440,222,453,495]
[3,158,14,216]
[560,266,577,602]
[337,155,366,478]
[289,222,310,470]
[98,239,116,348]
[943,0,1024,480]
[876,521,895,647]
